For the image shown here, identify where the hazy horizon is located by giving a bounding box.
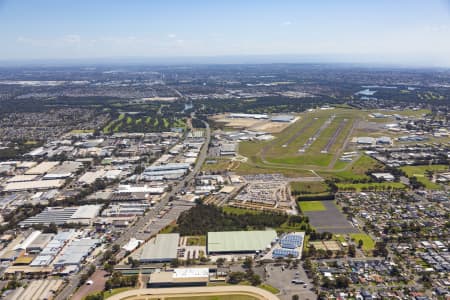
[1,0,450,67]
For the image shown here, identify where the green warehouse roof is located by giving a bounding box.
[207,230,277,253]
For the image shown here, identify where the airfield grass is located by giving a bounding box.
[322,155,382,181]
[238,108,364,173]
[400,165,448,190]
[234,161,314,177]
[337,182,406,192]
[298,201,326,212]
[350,233,375,251]
[234,108,428,184]
[202,158,232,172]
[290,181,329,194]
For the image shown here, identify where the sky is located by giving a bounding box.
[1,0,450,66]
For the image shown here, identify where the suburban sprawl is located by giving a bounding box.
[0,64,448,300]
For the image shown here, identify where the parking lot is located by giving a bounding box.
[256,263,317,300]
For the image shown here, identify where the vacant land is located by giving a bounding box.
[401,165,448,189]
[211,114,292,133]
[298,201,326,212]
[290,181,330,194]
[304,201,359,234]
[186,236,207,246]
[350,233,375,251]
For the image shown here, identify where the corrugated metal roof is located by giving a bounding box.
[140,233,179,262]
[207,230,277,253]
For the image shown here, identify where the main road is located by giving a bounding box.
[58,121,211,300]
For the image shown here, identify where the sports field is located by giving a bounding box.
[298,201,326,212]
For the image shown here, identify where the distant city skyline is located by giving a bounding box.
[1,0,450,66]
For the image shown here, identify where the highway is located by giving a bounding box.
[57,121,210,300]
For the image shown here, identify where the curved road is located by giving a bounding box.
[107,286,279,300]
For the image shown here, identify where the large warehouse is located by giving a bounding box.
[139,233,180,263]
[207,230,277,254]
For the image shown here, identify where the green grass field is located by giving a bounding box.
[401,165,448,190]
[186,235,206,246]
[235,108,388,179]
[290,181,330,194]
[350,233,375,251]
[298,201,326,212]
[259,283,280,294]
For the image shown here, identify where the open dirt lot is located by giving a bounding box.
[304,201,359,234]
[212,114,292,133]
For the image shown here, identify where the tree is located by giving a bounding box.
[112,244,120,253]
[242,257,253,269]
[357,239,364,249]
[44,222,58,234]
[228,272,246,284]
[103,263,114,274]
[170,259,180,268]
[216,258,226,267]
[348,245,356,257]
[249,274,262,286]
[335,275,350,289]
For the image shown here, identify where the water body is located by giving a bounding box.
[182,102,193,112]
[355,89,377,96]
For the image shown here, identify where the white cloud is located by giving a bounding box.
[167,33,177,39]
[281,21,293,26]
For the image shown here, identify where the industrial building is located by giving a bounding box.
[139,233,180,263]
[115,184,166,195]
[271,115,295,122]
[3,179,65,192]
[142,163,190,181]
[24,161,60,175]
[54,238,100,266]
[148,268,209,288]
[271,232,305,259]
[219,143,237,156]
[207,230,277,254]
[31,230,75,267]
[26,233,54,254]
[19,205,102,227]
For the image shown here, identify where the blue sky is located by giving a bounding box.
[1,0,450,66]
